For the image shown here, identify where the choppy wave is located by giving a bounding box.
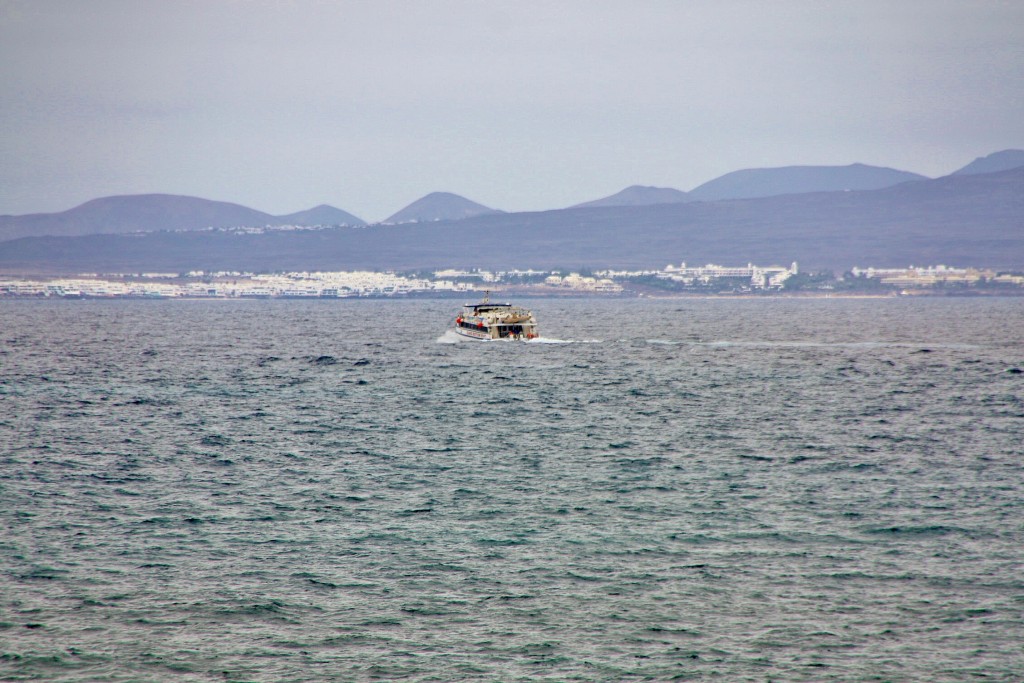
[1,297,1022,682]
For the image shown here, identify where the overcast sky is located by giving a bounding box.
[2,1,1022,222]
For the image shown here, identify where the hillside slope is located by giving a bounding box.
[571,185,690,209]
[382,192,502,224]
[688,164,928,201]
[951,149,1024,176]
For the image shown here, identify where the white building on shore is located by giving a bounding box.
[544,273,624,293]
[850,265,996,287]
[660,262,798,289]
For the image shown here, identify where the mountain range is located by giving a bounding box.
[0,194,366,243]
[1,165,1020,274]
[0,150,1021,272]
[4,150,1020,243]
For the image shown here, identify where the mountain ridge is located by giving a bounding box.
[2,149,1021,244]
[1,167,1020,274]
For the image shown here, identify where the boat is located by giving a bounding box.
[453,293,539,341]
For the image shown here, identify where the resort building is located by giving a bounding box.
[660,262,799,289]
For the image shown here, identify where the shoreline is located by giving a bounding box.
[2,290,1022,302]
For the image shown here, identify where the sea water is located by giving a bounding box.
[1,297,1022,682]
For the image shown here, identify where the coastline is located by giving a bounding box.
[2,290,1022,301]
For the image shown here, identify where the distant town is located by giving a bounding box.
[2,261,1023,299]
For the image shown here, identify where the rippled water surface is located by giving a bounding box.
[2,297,1023,681]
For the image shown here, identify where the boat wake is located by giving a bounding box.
[435,332,602,345]
[435,330,464,344]
[527,337,603,344]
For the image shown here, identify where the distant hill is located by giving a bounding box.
[2,168,1020,274]
[0,194,368,242]
[382,192,502,224]
[687,163,927,201]
[0,194,276,242]
[276,204,365,226]
[571,185,690,209]
[951,149,1024,176]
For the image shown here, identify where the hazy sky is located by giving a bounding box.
[2,1,1022,222]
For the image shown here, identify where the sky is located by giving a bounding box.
[1,1,1022,223]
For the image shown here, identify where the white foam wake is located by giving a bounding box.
[435,332,603,345]
[435,330,464,344]
[527,337,603,344]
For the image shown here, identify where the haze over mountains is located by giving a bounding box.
[0,150,1021,273]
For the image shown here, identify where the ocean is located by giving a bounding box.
[1,297,1022,682]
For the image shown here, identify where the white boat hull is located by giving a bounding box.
[453,326,533,341]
